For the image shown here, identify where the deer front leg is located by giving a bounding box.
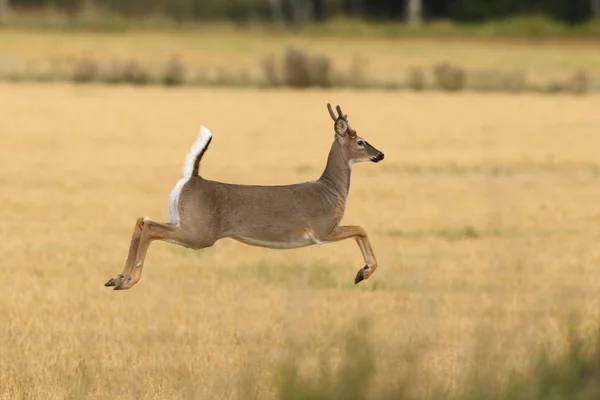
[114,218,185,291]
[105,217,144,287]
[320,225,378,284]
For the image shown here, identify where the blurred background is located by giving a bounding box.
[0,0,599,90]
[2,2,600,400]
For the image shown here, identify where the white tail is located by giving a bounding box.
[168,125,213,224]
[183,125,212,179]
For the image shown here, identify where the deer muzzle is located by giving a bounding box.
[371,152,385,163]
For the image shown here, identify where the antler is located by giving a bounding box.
[336,105,348,121]
[327,103,338,122]
[327,103,355,138]
[327,103,348,122]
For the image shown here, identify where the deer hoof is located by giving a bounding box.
[105,274,124,287]
[354,265,369,284]
[113,276,132,291]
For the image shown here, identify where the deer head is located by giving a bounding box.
[327,103,384,166]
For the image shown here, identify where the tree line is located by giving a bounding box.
[1,0,599,25]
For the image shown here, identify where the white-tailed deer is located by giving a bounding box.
[105,104,385,290]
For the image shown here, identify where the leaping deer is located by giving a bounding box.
[105,104,385,290]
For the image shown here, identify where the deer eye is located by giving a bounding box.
[357,140,365,146]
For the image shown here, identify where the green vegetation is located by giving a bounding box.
[0,44,594,95]
[270,320,600,400]
[3,11,600,38]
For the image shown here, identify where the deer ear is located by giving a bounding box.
[334,118,348,137]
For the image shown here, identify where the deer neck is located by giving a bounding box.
[318,138,351,201]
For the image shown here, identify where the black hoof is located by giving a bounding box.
[114,276,132,290]
[105,274,123,287]
[354,265,368,284]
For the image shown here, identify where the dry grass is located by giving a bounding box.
[1,30,600,83]
[1,83,600,398]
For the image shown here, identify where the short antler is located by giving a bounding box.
[327,103,348,122]
[327,103,355,138]
[327,103,338,122]
[336,105,348,121]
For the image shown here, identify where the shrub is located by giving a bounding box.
[190,68,213,86]
[0,59,22,82]
[281,47,333,88]
[259,53,280,87]
[282,47,312,88]
[469,69,526,93]
[161,56,186,86]
[310,54,333,88]
[540,71,589,95]
[32,59,70,83]
[469,69,506,92]
[234,69,254,87]
[407,67,426,91]
[102,59,150,85]
[213,65,253,87]
[544,80,567,94]
[503,69,527,93]
[71,57,99,83]
[432,62,465,92]
[382,76,404,91]
[566,70,589,95]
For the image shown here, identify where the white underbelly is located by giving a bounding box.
[230,235,315,250]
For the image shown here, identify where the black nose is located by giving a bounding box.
[371,152,384,163]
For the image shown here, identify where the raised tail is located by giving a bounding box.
[183,125,213,178]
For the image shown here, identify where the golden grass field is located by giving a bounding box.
[2,30,600,82]
[2,81,600,399]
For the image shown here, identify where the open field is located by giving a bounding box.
[1,30,600,83]
[1,83,600,398]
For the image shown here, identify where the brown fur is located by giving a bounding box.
[105,104,384,290]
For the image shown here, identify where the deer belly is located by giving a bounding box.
[229,232,315,250]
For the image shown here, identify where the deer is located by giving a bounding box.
[104,104,385,291]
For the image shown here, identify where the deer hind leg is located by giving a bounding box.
[319,225,378,285]
[105,217,144,287]
[104,217,207,290]
[112,218,202,291]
